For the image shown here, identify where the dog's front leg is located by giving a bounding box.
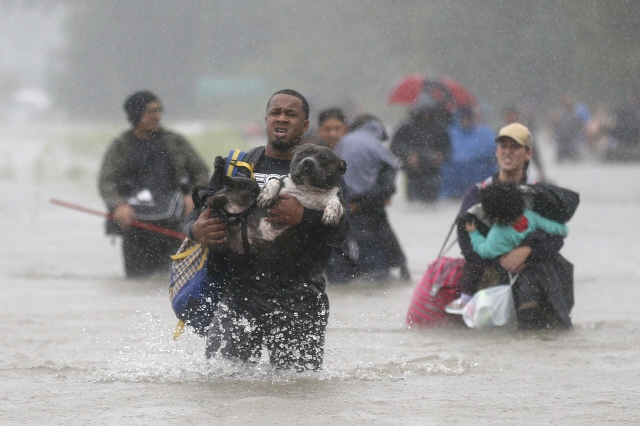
[322,197,344,226]
[257,178,284,208]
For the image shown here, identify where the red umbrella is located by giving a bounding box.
[387,74,424,105]
[387,75,477,111]
[438,76,477,109]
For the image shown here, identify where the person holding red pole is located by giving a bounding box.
[98,91,209,278]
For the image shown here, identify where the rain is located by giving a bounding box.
[1,1,640,424]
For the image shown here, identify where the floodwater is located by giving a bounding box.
[1,128,639,425]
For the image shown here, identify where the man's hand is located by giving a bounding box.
[500,246,532,273]
[112,204,136,230]
[266,194,303,226]
[191,208,227,245]
[183,194,195,217]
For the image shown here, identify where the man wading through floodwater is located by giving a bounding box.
[99,91,209,278]
[184,90,349,371]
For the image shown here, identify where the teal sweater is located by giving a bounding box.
[469,209,569,259]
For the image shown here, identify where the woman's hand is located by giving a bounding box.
[499,246,532,273]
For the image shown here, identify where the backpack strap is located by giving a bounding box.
[224,147,265,256]
[225,149,255,178]
[244,146,266,168]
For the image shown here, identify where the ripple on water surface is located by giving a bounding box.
[85,307,480,384]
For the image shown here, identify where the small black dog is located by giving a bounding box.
[203,156,260,218]
[192,156,260,254]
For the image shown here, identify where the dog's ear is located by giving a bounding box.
[339,159,347,175]
[213,156,226,185]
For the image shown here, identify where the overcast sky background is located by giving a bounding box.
[1,1,638,126]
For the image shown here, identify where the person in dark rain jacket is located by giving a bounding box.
[390,96,451,203]
[99,91,209,278]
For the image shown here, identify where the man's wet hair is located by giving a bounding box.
[479,181,525,225]
[266,89,310,120]
[124,90,158,126]
[318,107,346,125]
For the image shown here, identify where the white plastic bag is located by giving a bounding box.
[462,273,518,329]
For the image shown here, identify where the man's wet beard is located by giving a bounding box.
[269,138,299,152]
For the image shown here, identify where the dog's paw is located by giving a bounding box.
[257,179,281,208]
[256,192,270,208]
[322,199,343,226]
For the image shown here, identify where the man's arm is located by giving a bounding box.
[173,135,209,217]
[176,134,210,189]
[98,139,128,212]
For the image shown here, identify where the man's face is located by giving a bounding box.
[265,94,309,152]
[317,118,347,149]
[137,100,162,133]
[495,137,532,174]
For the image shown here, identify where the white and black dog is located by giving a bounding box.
[256,143,346,237]
[198,144,346,259]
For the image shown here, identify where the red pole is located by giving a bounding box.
[50,198,187,240]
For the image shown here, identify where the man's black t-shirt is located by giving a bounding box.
[253,155,290,189]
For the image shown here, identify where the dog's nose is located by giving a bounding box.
[301,158,314,169]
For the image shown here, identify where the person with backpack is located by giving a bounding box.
[98,91,209,278]
[184,89,349,371]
